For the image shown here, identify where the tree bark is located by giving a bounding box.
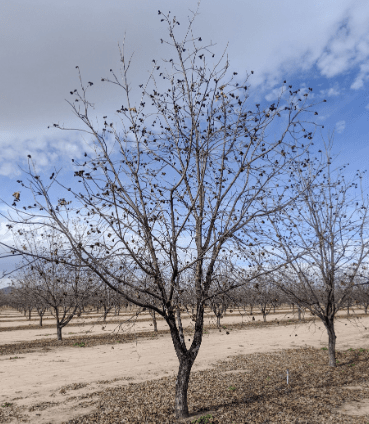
[166,304,204,419]
[152,309,158,332]
[57,325,63,341]
[324,319,337,367]
[216,315,221,328]
[175,356,194,418]
[39,314,43,327]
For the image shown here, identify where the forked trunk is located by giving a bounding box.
[175,356,194,418]
[57,325,63,341]
[167,304,204,419]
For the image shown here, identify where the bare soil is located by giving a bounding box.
[1,307,369,423]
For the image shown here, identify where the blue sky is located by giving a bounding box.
[0,0,369,287]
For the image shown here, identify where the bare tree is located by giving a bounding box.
[260,139,369,367]
[253,280,278,322]
[354,275,369,314]
[11,229,95,340]
[0,7,324,419]
[208,287,232,329]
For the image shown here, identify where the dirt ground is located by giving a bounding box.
[1,306,369,423]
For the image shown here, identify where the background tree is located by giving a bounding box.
[11,229,96,340]
[253,279,278,322]
[1,7,324,419]
[354,274,369,314]
[260,140,369,367]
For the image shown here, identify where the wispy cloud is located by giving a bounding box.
[0,131,92,177]
[335,120,346,133]
[320,87,341,97]
[350,62,369,89]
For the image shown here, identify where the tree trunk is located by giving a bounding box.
[39,314,43,327]
[167,305,204,420]
[262,312,267,322]
[28,309,32,320]
[103,305,113,321]
[325,320,336,367]
[298,307,301,322]
[152,310,158,332]
[347,304,350,316]
[365,304,368,314]
[175,356,194,419]
[216,315,221,328]
[57,325,63,341]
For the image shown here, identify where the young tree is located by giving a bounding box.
[261,140,369,367]
[1,7,324,419]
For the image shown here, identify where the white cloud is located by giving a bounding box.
[335,120,346,133]
[265,86,285,102]
[316,4,369,85]
[1,0,369,186]
[0,130,92,177]
[350,62,369,89]
[320,87,341,97]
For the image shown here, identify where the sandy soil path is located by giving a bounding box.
[1,308,365,343]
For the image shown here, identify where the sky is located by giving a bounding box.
[1,0,369,287]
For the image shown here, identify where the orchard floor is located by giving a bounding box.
[1,308,369,423]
